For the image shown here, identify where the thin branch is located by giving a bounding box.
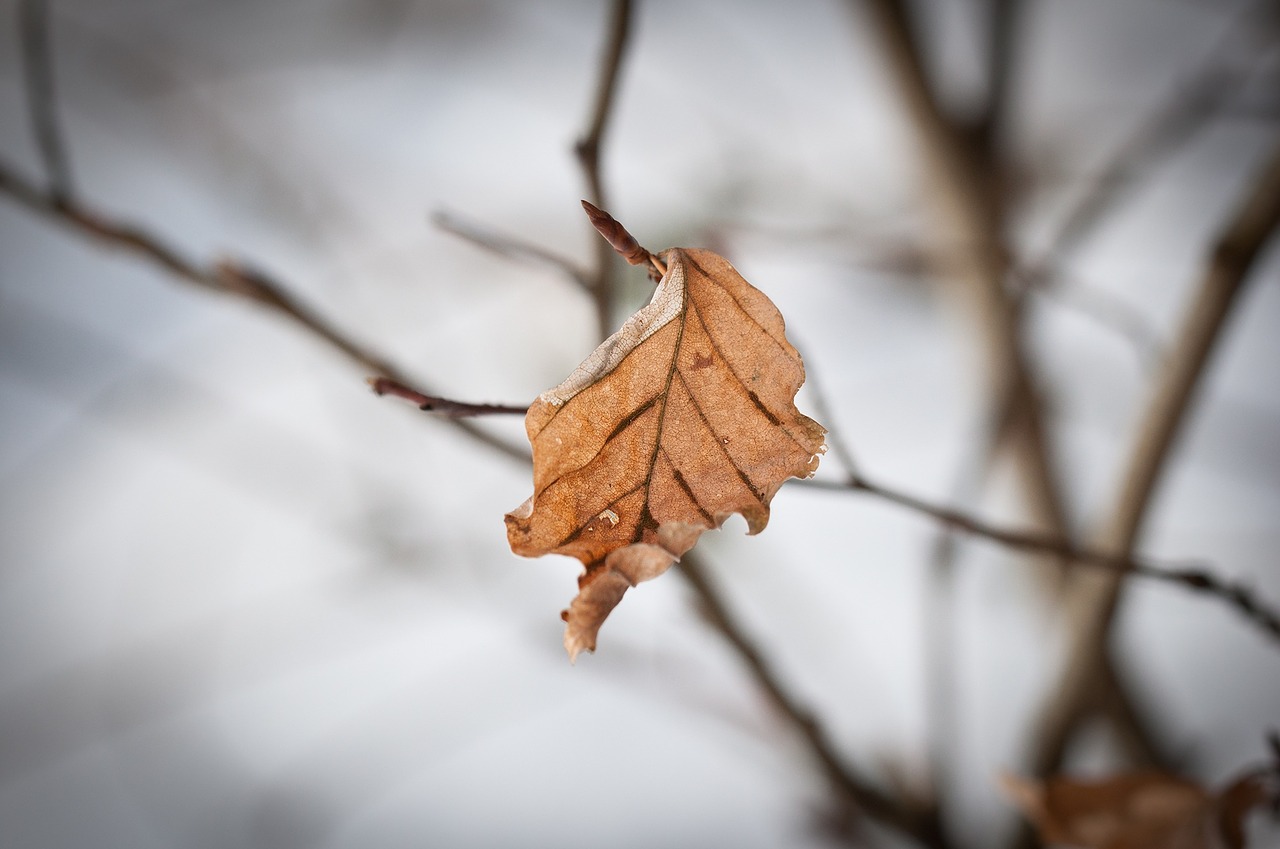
[678,551,955,849]
[57,12,371,255]
[928,0,1021,802]
[859,0,1073,575]
[1024,136,1280,776]
[1092,654,1179,770]
[973,0,1025,159]
[0,159,529,463]
[430,209,593,291]
[576,0,632,218]
[997,6,1274,818]
[368,377,527,417]
[921,381,1023,819]
[18,0,74,201]
[1036,273,1166,372]
[576,0,634,339]
[921,391,1174,817]
[1012,0,1270,298]
[717,215,1164,369]
[574,193,941,840]
[802,471,1280,644]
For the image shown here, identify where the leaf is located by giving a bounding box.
[1001,769,1273,849]
[505,246,825,660]
[1216,772,1272,849]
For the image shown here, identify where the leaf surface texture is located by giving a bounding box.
[505,247,825,659]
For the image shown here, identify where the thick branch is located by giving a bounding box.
[18,0,74,201]
[1026,138,1280,774]
[860,0,1169,780]
[0,159,529,462]
[858,0,1075,604]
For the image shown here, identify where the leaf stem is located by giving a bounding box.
[368,378,527,417]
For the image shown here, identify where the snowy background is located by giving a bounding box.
[1,0,1278,847]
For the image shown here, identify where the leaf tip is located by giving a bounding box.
[564,630,592,664]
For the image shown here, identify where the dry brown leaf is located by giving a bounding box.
[1001,769,1273,849]
[505,246,825,660]
[1216,772,1272,849]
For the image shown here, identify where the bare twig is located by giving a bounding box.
[368,377,527,417]
[431,209,593,291]
[923,528,960,825]
[803,471,1280,643]
[924,396,1172,818]
[18,0,74,201]
[679,551,955,849]
[576,0,635,338]
[1036,274,1166,372]
[0,159,529,463]
[1025,138,1280,776]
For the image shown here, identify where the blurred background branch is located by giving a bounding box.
[2,2,1277,849]
[18,0,73,202]
[577,0,633,340]
[1026,135,1280,779]
[0,160,529,462]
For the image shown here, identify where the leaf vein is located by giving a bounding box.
[659,447,715,525]
[686,299,811,452]
[685,253,793,356]
[554,480,647,549]
[535,394,660,499]
[674,370,767,505]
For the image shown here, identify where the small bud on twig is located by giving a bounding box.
[581,200,664,275]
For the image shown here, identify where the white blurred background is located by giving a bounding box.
[1,1,1278,847]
